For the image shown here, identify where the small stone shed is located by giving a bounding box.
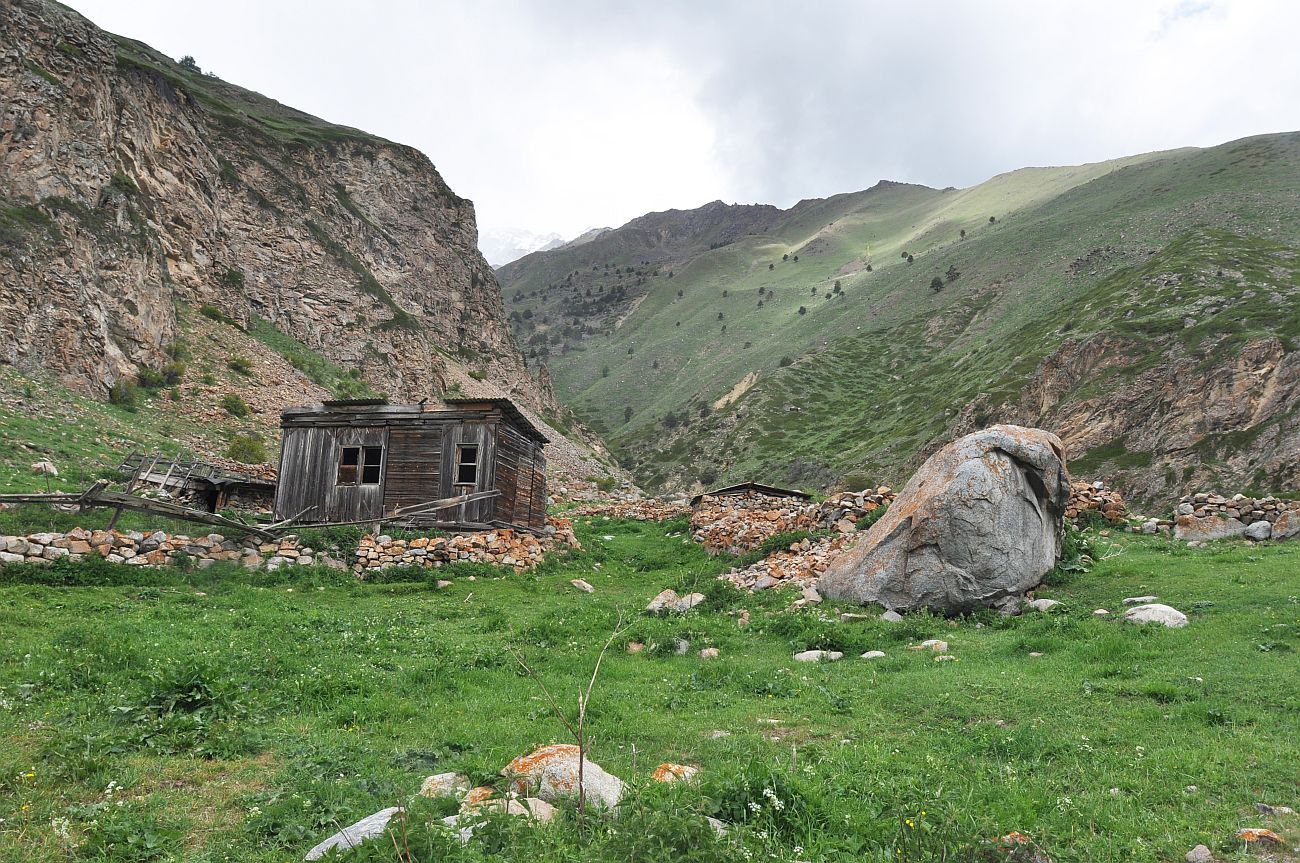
[273,398,547,530]
[689,482,812,508]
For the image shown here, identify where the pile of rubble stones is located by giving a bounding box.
[690,487,895,555]
[568,499,692,521]
[0,528,322,569]
[354,518,580,575]
[718,533,852,593]
[1065,480,1127,525]
[1173,493,1300,542]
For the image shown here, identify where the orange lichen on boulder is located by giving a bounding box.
[651,763,700,783]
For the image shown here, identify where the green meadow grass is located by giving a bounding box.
[0,517,1296,861]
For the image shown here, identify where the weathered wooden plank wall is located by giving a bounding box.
[275,403,546,529]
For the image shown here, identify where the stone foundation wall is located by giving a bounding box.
[354,518,580,575]
[0,528,319,569]
[1066,480,1126,525]
[1173,493,1300,542]
[0,518,583,573]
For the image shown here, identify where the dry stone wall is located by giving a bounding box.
[1066,480,1126,525]
[0,520,581,573]
[354,519,580,575]
[0,528,321,569]
[690,487,896,555]
[1173,493,1300,542]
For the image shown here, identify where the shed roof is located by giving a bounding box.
[690,482,811,507]
[442,397,549,443]
[280,397,548,443]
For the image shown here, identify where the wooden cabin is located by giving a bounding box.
[273,398,548,530]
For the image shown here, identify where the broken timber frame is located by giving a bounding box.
[0,484,504,542]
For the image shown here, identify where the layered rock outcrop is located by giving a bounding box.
[0,0,548,415]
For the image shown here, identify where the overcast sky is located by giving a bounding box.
[67,0,1300,240]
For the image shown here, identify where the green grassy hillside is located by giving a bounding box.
[502,133,1300,497]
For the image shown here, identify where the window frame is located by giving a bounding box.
[337,445,383,486]
[360,446,383,485]
[454,444,479,487]
[337,446,360,486]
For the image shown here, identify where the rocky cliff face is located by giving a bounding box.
[0,0,551,417]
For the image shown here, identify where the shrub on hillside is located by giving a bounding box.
[220,394,250,417]
[227,356,253,376]
[226,435,266,464]
[108,380,137,409]
[137,367,166,389]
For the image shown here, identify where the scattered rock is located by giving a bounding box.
[304,807,401,860]
[839,612,872,623]
[698,647,720,660]
[674,639,691,656]
[1093,609,1111,616]
[1235,827,1284,847]
[419,772,470,799]
[880,609,904,623]
[646,589,680,614]
[860,650,886,660]
[793,650,843,662]
[1025,598,1062,612]
[651,763,700,783]
[1184,844,1213,863]
[1028,652,1044,658]
[570,578,595,593]
[1256,803,1296,816]
[626,641,644,654]
[1122,603,1189,628]
[501,744,624,810]
[1244,520,1272,541]
[1123,595,1158,605]
[819,425,1070,615]
[934,655,958,662]
[912,639,949,652]
[29,460,58,476]
[646,589,706,614]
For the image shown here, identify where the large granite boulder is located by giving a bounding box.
[819,425,1071,615]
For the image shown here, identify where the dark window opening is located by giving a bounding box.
[455,445,479,486]
[337,446,359,485]
[338,445,383,485]
[361,446,383,484]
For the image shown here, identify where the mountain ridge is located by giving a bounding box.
[499,132,1300,501]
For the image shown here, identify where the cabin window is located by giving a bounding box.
[361,446,383,484]
[337,447,359,485]
[338,446,383,485]
[455,445,479,486]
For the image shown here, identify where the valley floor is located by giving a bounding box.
[0,518,1297,862]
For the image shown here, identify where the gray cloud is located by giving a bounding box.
[65,1,1300,238]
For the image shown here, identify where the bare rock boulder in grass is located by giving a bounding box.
[419,772,471,799]
[793,649,843,662]
[1122,603,1189,628]
[646,588,680,614]
[502,744,624,810]
[820,425,1070,615]
[304,807,401,860]
[1184,845,1214,863]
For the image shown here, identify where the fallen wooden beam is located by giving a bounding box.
[0,482,279,541]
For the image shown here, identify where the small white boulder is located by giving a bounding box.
[1123,603,1188,628]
